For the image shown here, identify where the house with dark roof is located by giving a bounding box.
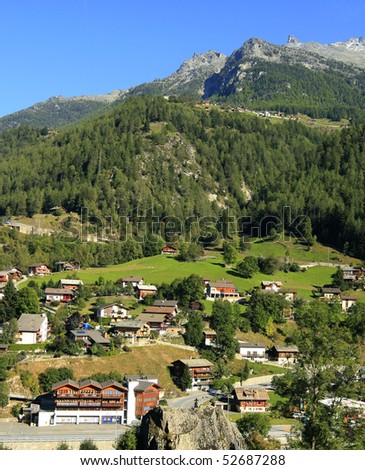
[111,319,150,343]
[17,314,48,344]
[69,329,110,350]
[238,341,267,362]
[120,275,144,289]
[45,288,74,303]
[321,287,342,300]
[340,295,358,312]
[171,358,214,391]
[269,345,299,365]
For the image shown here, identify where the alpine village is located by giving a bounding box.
[2,35,365,451]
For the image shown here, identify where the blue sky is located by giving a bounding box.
[0,0,364,117]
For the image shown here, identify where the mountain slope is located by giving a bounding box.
[2,36,365,131]
[130,50,227,98]
[285,35,365,69]
[1,96,365,259]
[0,91,127,133]
[204,38,365,119]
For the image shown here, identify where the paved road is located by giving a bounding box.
[166,391,212,409]
[0,420,128,443]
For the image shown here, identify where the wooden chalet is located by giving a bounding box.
[231,387,270,413]
[161,245,178,255]
[206,279,240,301]
[270,345,299,365]
[133,381,163,419]
[50,378,128,425]
[28,263,52,277]
[96,303,130,319]
[60,279,84,290]
[137,312,170,333]
[69,329,110,350]
[120,275,144,289]
[171,358,214,391]
[137,284,158,300]
[111,319,150,342]
[45,288,74,303]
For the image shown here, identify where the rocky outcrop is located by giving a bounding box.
[139,406,246,450]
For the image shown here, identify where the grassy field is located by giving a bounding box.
[15,344,199,396]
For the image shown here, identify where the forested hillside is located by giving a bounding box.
[1,96,365,258]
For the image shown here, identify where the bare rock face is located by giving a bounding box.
[139,406,246,450]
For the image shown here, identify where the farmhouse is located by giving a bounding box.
[282,290,297,302]
[340,295,358,312]
[69,329,110,351]
[144,305,177,318]
[95,303,130,320]
[120,275,144,289]
[17,314,48,344]
[171,358,214,391]
[137,312,170,333]
[161,245,178,255]
[60,279,84,290]
[0,271,8,287]
[28,263,52,276]
[45,288,74,303]
[55,261,80,272]
[261,281,283,292]
[321,287,342,300]
[203,329,217,346]
[238,341,267,362]
[206,279,240,301]
[153,299,179,311]
[111,319,150,342]
[231,387,270,413]
[137,284,158,300]
[270,345,299,365]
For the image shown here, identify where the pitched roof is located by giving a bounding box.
[273,345,299,353]
[238,341,266,348]
[51,378,80,390]
[121,275,144,282]
[17,314,46,332]
[45,288,73,295]
[210,279,236,288]
[113,319,148,329]
[174,358,214,368]
[70,329,110,344]
[144,306,175,315]
[60,279,84,285]
[101,380,128,391]
[137,313,169,324]
[125,375,158,381]
[340,295,358,301]
[233,387,270,401]
[137,284,157,291]
[153,300,178,307]
[133,381,163,392]
[321,287,341,294]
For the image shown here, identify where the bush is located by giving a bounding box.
[79,439,98,450]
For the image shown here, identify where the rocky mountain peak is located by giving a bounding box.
[287,35,301,45]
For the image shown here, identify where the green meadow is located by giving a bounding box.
[24,252,340,301]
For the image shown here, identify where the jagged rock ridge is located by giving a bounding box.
[139,406,246,450]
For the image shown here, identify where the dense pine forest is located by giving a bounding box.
[0,96,365,259]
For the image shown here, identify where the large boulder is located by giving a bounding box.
[139,406,246,450]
